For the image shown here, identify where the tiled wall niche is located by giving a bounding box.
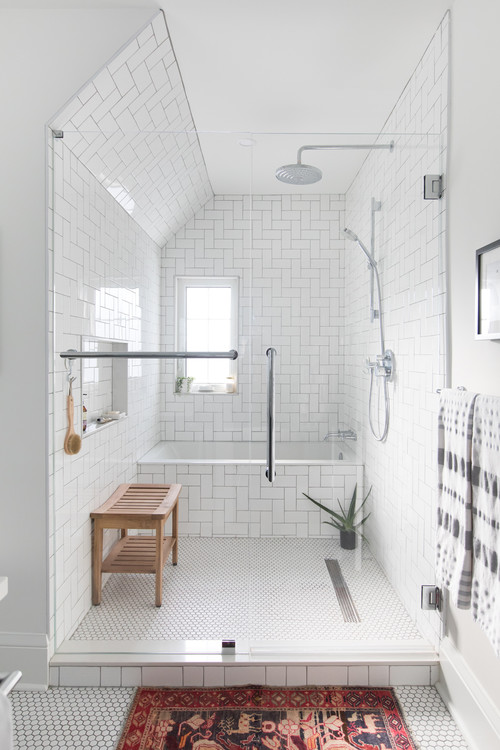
[81,338,128,435]
[344,15,449,647]
[49,138,162,651]
[161,194,347,443]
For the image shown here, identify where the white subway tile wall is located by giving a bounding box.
[51,12,212,247]
[137,462,363,538]
[46,665,439,688]
[161,194,346,444]
[344,15,449,648]
[49,138,162,651]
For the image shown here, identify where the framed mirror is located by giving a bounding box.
[476,238,500,339]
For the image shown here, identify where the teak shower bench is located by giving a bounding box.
[90,483,181,607]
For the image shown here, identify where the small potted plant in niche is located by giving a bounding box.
[175,376,194,394]
[303,484,371,549]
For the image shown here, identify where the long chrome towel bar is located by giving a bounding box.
[0,670,22,696]
[265,347,277,484]
[60,349,238,360]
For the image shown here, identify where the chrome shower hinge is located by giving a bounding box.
[421,585,442,611]
[222,639,236,652]
[423,174,443,200]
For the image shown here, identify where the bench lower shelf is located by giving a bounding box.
[102,536,177,574]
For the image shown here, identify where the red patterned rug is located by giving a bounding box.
[116,685,416,750]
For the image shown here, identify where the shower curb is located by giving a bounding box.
[48,642,438,688]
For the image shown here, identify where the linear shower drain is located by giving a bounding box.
[325,559,361,623]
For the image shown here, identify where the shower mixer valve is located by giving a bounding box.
[365,349,395,381]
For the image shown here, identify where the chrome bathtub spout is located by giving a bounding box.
[341,429,357,441]
[322,429,357,442]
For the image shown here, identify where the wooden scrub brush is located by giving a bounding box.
[64,377,82,455]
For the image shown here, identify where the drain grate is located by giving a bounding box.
[325,559,361,623]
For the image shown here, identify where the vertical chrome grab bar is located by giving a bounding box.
[265,347,277,483]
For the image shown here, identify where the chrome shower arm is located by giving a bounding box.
[297,142,394,164]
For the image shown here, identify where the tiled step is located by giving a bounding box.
[50,640,438,687]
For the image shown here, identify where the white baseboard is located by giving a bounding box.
[0,631,49,690]
[437,637,500,750]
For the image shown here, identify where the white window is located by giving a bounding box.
[176,276,238,393]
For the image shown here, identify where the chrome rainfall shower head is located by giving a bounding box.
[275,162,322,185]
[276,142,394,186]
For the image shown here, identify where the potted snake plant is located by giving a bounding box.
[303,484,371,549]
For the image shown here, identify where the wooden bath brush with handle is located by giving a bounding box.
[64,377,82,455]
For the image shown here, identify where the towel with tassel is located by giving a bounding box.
[471,394,500,655]
[436,388,477,609]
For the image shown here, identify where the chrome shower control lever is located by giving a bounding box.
[366,350,394,381]
[365,357,376,370]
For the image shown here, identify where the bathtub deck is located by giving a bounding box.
[71,537,423,643]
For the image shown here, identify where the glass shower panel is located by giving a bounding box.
[246,132,348,649]
[244,130,446,653]
[50,129,257,656]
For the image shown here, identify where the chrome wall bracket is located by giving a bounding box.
[421,585,442,611]
[52,130,64,139]
[423,174,443,200]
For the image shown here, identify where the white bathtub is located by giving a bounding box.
[139,440,358,466]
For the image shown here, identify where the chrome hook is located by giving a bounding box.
[68,375,76,397]
[64,349,78,394]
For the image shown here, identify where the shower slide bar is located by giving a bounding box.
[265,347,277,484]
[0,670,22,696]
[60,349,238,360]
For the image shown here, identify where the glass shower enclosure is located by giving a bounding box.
[49,125,446,663]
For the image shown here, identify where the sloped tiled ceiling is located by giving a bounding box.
[50,12,213,247]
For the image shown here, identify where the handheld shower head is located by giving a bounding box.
[343,228,359,242]
[343,227,376,268]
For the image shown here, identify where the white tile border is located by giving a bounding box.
[47,660,436,688]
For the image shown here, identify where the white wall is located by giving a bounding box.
[446,0,500,717]
[0,8,156,688]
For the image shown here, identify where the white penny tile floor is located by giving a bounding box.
[72,537,422,642]
[10,685,470,749]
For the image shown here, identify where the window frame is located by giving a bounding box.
[175,275,239,393]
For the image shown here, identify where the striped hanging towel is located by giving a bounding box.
[471,394,500,655]
[436,388,477,609]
